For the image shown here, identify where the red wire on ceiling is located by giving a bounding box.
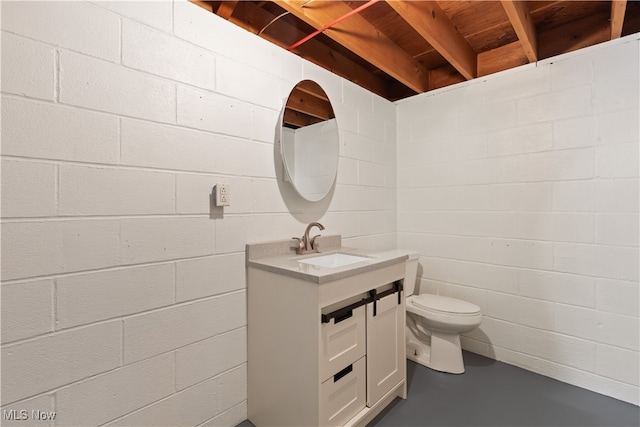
[287,0,382,51]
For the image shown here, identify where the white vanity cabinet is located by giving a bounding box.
[247,256,406,427]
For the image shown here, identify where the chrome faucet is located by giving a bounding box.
[292,222,325,254]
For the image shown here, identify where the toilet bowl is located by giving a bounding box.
[402,251,482,374]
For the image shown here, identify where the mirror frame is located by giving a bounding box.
[279,80,340,202]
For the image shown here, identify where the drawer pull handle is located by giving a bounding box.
[321,299,366,324]
[320,280,404,323]
[334,310,353,324]
[334,364,353,382]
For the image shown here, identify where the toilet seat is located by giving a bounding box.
[412,294,481,316]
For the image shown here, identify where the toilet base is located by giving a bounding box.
[406,330,465,374]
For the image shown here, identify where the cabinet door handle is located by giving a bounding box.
[334,310,353,324]
[333,364,353,382]
[321,298,367,323]
[396,280,403,305]
[321,280,403,323]
[369,289,378,316]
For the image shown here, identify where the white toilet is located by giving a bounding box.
[403,251,482,374]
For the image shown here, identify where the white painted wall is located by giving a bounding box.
[2,0,638,423]
[0,1,397,425]
[397,35,640,405]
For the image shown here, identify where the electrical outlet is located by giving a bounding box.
[214,184,230,207]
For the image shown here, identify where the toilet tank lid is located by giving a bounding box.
[412,294,481,315]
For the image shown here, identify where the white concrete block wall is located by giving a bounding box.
[397,35,640,404]
[0,1,397,425]
[3,0,637,420]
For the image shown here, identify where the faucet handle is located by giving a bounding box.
[291,237,305,254]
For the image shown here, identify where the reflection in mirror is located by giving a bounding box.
[280,80,339,202]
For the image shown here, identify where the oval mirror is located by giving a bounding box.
[280,80,339,202]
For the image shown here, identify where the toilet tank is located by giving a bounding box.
[403,251,420,297]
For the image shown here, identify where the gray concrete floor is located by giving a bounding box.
[238,352,640,427]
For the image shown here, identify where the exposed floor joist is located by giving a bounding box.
[386,1,477,80]
[611,0,627,38]
[273,0,430,93]
[226,1,390,98]
[283,80,334,128]
[217,1,238,19]
[197,1,640,101]
[501,0,538,62]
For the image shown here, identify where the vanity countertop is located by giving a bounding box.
[246,235,408,284]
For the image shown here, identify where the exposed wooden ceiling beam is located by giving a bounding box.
[225,1,390,98]
[386,1,477,80]
[501,0,538,62]
[296,80,330,102]
[283,109,323,128]
[429,64,466,91]
[478,41,528,77]
[217,1,238,19]
[284,82,333,128]
[286,86,334,121]
[611,0,627,39]
[538,11,610,58]
[200,0,640,100]
[478,10,611,78]
[191,1,213,13]
[273,0,430,93]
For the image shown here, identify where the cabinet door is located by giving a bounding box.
[366,291,405,406]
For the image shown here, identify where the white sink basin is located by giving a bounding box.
[298,253,370,268]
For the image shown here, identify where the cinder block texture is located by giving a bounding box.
[56,264,175,329]
[59,50,176,122]
[1,97,120,163]
[176,253,245,302]
[1,1,120,61]
[1,280,53,343]
[1,0,397,424]
[1,160,57,218]
[122,20,216,90]
[123,292,245,364]
[1,32,55,100]
[175,327,246,390]
[93,1,173,32]
[1,321,121,405]
[177,85,252,138]
[3,0,638,424]
[1,220,120,280]
[55,354,175,426]
[58,165,176,216]
[120,217,215,264]
[397,36,640,405]
[105,366,246,427]
[120,118,221,172]
[0,395,53,427]
[201,401,247,427]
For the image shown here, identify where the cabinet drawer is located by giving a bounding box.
[320,356,366,427]
[320,304,366,381]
